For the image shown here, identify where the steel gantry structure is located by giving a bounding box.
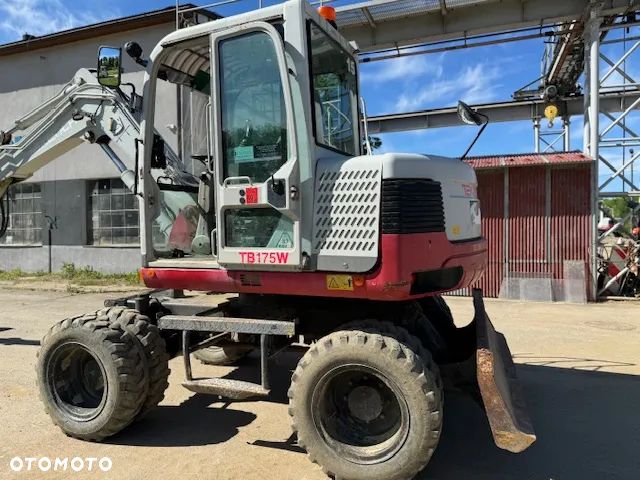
[176,0,640,298]
[335,0,640,299]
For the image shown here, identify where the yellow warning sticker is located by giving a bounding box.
[326,275,354,291]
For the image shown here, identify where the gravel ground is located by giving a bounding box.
[0,290,639,480]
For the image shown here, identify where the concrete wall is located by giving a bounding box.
[0,245,140,273]
[0,177,140,272]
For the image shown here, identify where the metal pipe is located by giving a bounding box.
[599,82,640,90]
[601,19,640,32]
[602,34,640,45]
[599,137,640,144]
[177,0,239,15]
[604,112,640,138]
[600,150,640,190]
[360,28,572,64]
[545,166,551,265]
[541,132,564,152]
[600,154,640,191]
[600,53,636,84]
[360,21,568,59]
[260,334,269,391]
[599,204,640,241]
[598,266,629,296]
[599,191,640,197]
[601,41,640,83]
[533,118,540,153]
[182,330,192,381]
[586,6,600,301]
[563,118,570,151]
[98,143,127,173]
[600,97,640,138]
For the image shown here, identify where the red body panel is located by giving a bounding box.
[141,233,487,301]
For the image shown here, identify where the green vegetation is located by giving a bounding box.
[601,196,640,230]
[0,263,139,286]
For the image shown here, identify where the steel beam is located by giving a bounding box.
[366,91,640,134]
[337,0,636,53]
[158,315,295,335]
[586,5,600,302]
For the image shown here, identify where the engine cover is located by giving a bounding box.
[312,153,481,273]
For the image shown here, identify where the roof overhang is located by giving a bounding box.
[0,5,220,58]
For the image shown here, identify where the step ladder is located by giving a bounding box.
[158,314,295,400]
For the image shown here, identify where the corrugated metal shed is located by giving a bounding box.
[460,152,594,299]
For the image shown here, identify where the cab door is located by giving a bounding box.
[210,23,302,270]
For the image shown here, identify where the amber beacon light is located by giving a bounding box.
[318,5,337,27]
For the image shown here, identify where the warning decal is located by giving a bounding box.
[326,275,354,291]
[276,232,293,248]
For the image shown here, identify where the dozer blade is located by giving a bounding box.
[472,289,536,453]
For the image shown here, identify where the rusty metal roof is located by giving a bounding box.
[464,151,593,170]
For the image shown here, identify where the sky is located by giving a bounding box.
[0,0,638,191]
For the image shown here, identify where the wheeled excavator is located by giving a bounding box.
[0,2,535,478]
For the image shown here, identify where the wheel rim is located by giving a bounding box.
[311,364,410,465]
[46,342,107,422]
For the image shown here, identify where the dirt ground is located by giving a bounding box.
[1,290,639,480]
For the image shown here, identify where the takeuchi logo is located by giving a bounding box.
[9,457,112,473]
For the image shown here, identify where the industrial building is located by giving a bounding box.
[0,5,218,272]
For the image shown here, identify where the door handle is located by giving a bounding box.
[223,176,253,187]
[205,100,213,174]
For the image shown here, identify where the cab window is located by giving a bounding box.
[219,31,287,183]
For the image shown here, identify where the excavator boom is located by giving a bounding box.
[0,68,196,242]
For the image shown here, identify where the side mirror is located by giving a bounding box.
[97,46,122,88]
[457,101,487,126]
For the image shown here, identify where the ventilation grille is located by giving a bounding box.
[313,167,381,255]
[381,179,445,234]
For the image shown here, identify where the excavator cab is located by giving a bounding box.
[135,2,366,271]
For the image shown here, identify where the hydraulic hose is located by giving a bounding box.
[0,192,9,238]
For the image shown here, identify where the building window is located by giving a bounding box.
[0,183,42,245]
[88,179,139,245]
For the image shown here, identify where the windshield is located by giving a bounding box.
[308,22,359,156]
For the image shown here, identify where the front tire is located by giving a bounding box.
[288,326,442,480]
[36,314,147,441]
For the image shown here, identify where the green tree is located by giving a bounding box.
[601,196,639,230]
[602,197,632,220]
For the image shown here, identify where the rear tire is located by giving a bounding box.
[102,307,170,418]
[194,344,253,366]
[289,326,442,480]
[36,313,147,441]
